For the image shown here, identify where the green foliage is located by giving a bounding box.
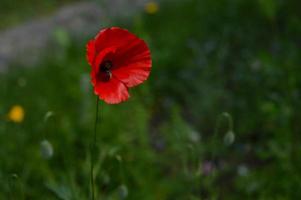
[0,0,79,28]
[1,0,301,199]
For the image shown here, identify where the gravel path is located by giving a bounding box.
[0,0,148,72]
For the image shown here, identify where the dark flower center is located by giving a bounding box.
[100,60,113,71]
[98,60,113,82]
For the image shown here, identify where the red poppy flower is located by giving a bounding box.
[86,27,152,104]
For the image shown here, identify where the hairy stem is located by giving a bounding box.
[90,97,99,200]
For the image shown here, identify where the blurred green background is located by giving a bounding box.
[1,0,301,199]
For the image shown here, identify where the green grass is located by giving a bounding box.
[0,0,80,29]
[1,0,301,199]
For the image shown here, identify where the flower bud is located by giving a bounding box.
[40,140,54,159]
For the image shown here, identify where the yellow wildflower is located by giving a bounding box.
[8,105,25,123]
[145,2,159,14]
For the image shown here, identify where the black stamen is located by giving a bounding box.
[100,60,113,71]
[98,60,113,82]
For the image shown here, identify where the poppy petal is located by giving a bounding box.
[86,40,96,66]
[87,27,152,104]
[94,27,138,53]
[91,47,117,86]
[112,39,151,87]
[94,47,117,71]
[94,77,130,104]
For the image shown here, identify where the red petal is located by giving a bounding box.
[112,38,151,87]
[94,47,117,71]
[88,27,152,104]
[94,77,130,104]
[94,27,138,53]
[90,47,117,86]
[86,40,95,66]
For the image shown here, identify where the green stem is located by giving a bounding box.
[90,97,99,200]
[211,112,233,157]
